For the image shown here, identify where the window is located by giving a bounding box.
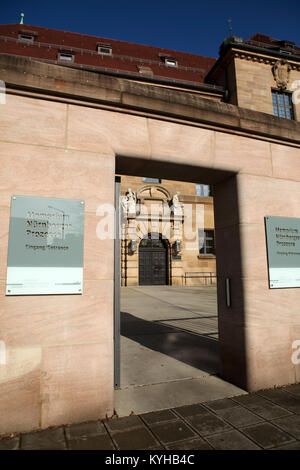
[164,58,178,67]
[58,52,74,62]
[272,90,294,120]
[18,33,35,44]
[198,230,215,255]
[97,44,112,55]
[142,177,161,183]
[196,184,211,197]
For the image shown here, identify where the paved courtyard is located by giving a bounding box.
[1,384,300,450]
[120,285,220,386]
[115,286,245,416]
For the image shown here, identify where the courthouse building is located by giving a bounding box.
[119,177,215,286]
[0,23,299,434]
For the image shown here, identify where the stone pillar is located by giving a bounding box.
[215,171,300,391]
[0,95,116,434]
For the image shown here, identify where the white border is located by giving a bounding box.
[6,267,83,295]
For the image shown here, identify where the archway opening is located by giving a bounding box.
[114,156,246,417]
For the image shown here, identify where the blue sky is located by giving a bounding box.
[2,0,300,58]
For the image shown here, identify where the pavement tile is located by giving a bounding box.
[206,430,261,450]
[112,427,159,450]
[204,398,239,412]
[68,434,116,450]
[231,394,292,420]
[140,410,177,425]
[282,384,300,397]
[256,389,300,412]
[273,441,300,450]
[149,420,197,445]
[216,406,264,428]
[173,403,208,418]
[272,415,300,439]
[242,422,295,449]
[65,420,106,440]
[0,437,20,450]
[105,415,143,433]
[21,427,66,450]
[186,411,232,436]
[166,438,213,450]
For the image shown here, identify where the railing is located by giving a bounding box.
[184,271,216,285]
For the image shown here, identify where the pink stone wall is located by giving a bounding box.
[0,94,115,434]
[0,91,300,434]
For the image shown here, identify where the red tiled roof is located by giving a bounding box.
[245,33,300,55]
[0,24,217,86]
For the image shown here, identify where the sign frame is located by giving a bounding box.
[6,195,85,296]
[265,215,300,289]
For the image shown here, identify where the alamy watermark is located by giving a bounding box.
[291,340,300,365]
[292,80,300,105]
[96,200,205,251]
[0,80,6,105]
[0,340,6,365]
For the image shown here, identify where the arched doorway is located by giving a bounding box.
[139,234,169,285]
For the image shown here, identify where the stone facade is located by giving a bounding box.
[233,55,300,117]
[119,177,216,286]
[206,36,300,120]
[0,27,299,435]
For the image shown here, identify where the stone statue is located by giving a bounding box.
[272,60,291,90]
[171,192,182,215]
[126,188,136,215]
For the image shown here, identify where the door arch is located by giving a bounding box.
[139,234,169,286]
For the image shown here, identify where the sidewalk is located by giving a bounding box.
[1,384,300,450]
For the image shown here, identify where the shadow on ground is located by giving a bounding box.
[121,311,219,375]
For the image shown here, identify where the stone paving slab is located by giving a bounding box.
[173,403,208,418]
[185,411,233,436]
[204,397,240,412]
[256,389,300,412]
[215,406,264,428]
[148,420,197,445]
[241,422,295,449]
[273,441,300,450]
[105,415,143,434]
[0,437,20,450]
[1,384,300,450]
[65,420,106,440]
[283,384,300,397]
[20,428,67,450]
[166,438,213,450]
[140,410,177,425]
[68,435,116,450]
[205,430,261,450]
[271,415,300,440]
[231,394,293,420]
[111,427,159,450]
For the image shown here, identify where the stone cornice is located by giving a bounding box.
[0,53,299,147]
[206,47,300,84]
[232,49,300,70]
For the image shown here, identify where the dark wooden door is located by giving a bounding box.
[139,238,168,286]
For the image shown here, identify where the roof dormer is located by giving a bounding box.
[18,29,37,44]
[97,43,112,55]
[159,53,178,67]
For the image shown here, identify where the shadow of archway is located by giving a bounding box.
[121,310,220,382]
